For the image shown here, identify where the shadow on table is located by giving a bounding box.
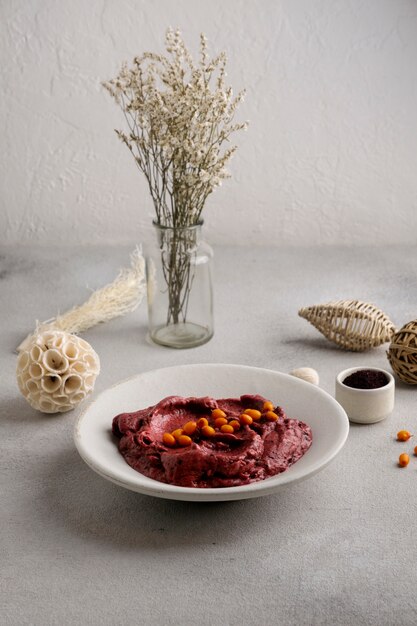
[282,337,341,352]
[85,318,149,347]
[40,446,297,552]
[0,394,69,425]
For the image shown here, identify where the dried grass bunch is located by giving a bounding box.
[17,249,146,353]
[103,28,247,227]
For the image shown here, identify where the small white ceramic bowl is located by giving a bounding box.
[335,366,395,424]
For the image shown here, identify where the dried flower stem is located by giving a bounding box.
[103,29,246,324]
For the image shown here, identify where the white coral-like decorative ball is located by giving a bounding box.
[16,330,100,413]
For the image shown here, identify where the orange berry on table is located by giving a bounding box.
[201,425,216,437]
[171,428,184,440]
[414,446,417,456]
[399,453,410,467]
[178,435,192,447]
[197,417,209,429]
[240,414,253,425]
[263,401,274,412]
[265,411,279,422]
[183,421,197,435]
[397,430,412,441]
[244,409,262,420]
[229,420,241,431]
[162,433,176,447]
[214,417,228,428]
[212,408,227,419]
[220,424,234,434]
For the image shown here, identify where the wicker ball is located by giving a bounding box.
[387,321,417,384]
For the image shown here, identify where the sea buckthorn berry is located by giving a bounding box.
[220,424,234,434]
[183,421,197,435]
[244,409,262,420]
[265,411,279,422]
[399,453,409,467]
[214,417,228,428]
[178,435,192,447]
[229,420,241,431]
[201,425,216,437]
[171,428,184,440]
[197,417,209,428]
[263,401,274,412]
[212,409,227,419]
[397,430,412,442]
[414,446,417,456]
[240,414,253,425]
[162,433,176,447]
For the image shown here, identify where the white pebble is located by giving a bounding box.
[289,367,319,386]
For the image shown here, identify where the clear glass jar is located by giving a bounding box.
[145,221,214,348]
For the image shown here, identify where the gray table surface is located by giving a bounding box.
[2,244,417,626]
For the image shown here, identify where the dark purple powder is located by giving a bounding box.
[343,369,388,389]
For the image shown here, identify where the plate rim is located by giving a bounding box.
[74,363,349,501]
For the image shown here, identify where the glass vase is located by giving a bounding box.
[145,221,214,348]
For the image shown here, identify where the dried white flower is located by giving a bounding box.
[103,28,247,228]
[17,331,100,414]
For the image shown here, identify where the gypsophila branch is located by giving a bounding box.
[103,28,247,228]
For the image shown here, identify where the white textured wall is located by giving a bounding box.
[1,0,417,246]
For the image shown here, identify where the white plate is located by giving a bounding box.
[74,364,349,502]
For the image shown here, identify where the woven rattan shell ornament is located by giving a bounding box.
[387,321,417,384]
[298,300,396,352]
